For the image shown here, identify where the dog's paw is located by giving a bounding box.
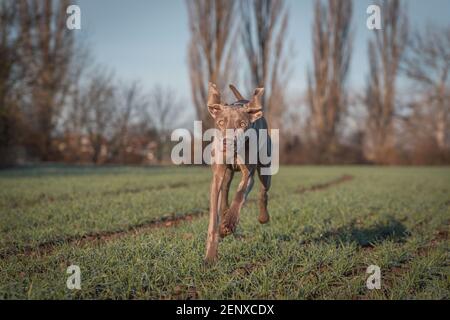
[203,255,218,266]
[220,210,238,238]
[219,224,234,238]
[258,212,270,224]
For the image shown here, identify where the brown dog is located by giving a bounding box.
[204,82,271,264]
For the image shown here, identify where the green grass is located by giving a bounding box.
[0,166,448,299]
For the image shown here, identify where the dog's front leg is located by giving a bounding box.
[204,164,226,265]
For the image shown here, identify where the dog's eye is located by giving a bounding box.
[218,120,225,126]
[240,121,247,128]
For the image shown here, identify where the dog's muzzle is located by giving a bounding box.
[222,137,237,153]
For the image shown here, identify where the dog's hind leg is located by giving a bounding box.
[244,169,255,203]
[257,167,271,224]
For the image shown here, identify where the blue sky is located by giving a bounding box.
[75,0,450,108]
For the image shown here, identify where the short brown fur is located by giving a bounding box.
[204,83,271,265]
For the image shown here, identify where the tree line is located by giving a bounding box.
[1,0,449,166]
[0,0,184,166]
[187,0,449,165]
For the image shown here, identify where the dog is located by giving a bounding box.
[204,82,272,264]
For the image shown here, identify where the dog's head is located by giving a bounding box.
[207,82,264,152]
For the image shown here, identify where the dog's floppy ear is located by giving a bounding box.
[207,82,223,118]
[229,84,245,101]
[246,88,264,122]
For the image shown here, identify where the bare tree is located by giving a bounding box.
[17,0,74,160]
[306,0,353,163]
[80,69,116,164]
[240,0,291,129]
[187,0,238,128]
[148,85,183,163]
[403,25,450,155]
[0,1,22,165]
[108,81,149,163]
[364,0,408,164]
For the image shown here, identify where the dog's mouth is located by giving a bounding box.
[222,139,237,153]
[222,140,231,152]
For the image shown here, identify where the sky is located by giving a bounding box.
[75,0,450,110]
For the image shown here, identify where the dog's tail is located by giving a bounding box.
[229,84,245,101]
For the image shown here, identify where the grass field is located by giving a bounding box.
[0,166,448,299]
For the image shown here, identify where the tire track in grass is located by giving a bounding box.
[296,174,353,194]
[246,174,354,204]
[8,180,209,209]
[1,174,354,259]
[357,228,448,299]
[302,228,448,299]
[0,209,208,259]
[319,221,449,300]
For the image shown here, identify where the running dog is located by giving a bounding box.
[204,82,272,264]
